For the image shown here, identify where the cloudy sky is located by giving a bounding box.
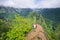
[0,0,60,8]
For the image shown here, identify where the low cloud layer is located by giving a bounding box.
[0,0,60,8]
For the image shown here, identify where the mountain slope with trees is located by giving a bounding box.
[0,6,60,40]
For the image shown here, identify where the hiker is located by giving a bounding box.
[33,24,37,29]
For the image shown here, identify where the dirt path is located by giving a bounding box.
[26,24,48,40]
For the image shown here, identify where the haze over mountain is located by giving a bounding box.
[0,6,60,23]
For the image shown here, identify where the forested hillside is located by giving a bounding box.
[0,6,60,40]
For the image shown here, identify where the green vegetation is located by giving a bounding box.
[0,14,35,40]
[0,10,60,40]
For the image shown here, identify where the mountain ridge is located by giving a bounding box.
[0,6,60,23]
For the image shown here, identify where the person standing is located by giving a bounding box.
[33,24,37,29]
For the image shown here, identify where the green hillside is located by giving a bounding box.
[0,6,60,40]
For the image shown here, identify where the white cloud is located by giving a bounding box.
[37,0,60,8]
[0,0,60,8]
[0,0,15,7]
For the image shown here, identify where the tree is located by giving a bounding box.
[6,14,34,40]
